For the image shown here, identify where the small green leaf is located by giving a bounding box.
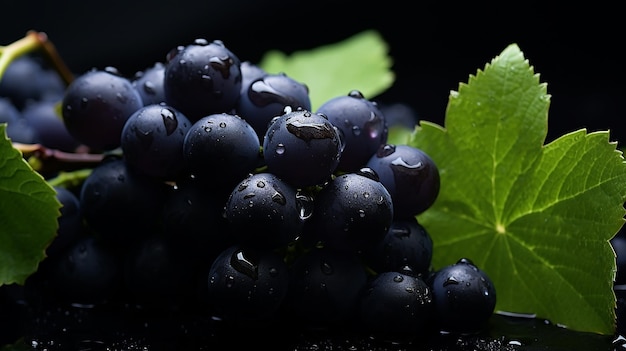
[258,29,395,111]
[0,123,60,286]
[409,44,626,335]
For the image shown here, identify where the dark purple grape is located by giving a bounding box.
[239,61,267,92]
[378,102,419,130]
[161,178,234,266]
[61,67,144,151]
[4,113,37,144]
[362,217,433,278]
[284,246,368,329]
[21,99,82,152]
[358,271,433,343]
[120,104,192,180]
[123,235,196,310]
[206,245,289,321]
[0,55,65,110]
[46,235,123,305]
[132,62,166,106]
[47,186,84,257]
[366,144,440,218]
[316,90,388,172]
[263,109,342,188]
[237,72,311,141]
[300,168,394,253]
[79,157,167,246]
[0,97,20,123]
[164,39,242,122]
[224,172,303,250]
[428,258,497,334]
[182,112,260,189]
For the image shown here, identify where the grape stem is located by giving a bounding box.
[0,30,74,85]
[13,142,104,178]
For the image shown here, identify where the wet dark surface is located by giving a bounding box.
[1,290,623,351]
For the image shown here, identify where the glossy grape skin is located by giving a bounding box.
[0,55,65,110]
[206,245,289,322]
[237,72,311,141]
[61,67,144,151]
[120,104,192,180]
[428,258,497,334]
[132,62,166,106]
[1,98,37,144]
[0,98,21,123]
[300,168,394,253]
[164,39,242,122]
[358,271,434,343]
[161,177,234,265]
[22,99,82,152]
[223,172,303,250]
[263,109,342,188]
[284,246,368,329]
[79,157,167,246]
[316,90,388,172]
[362,217,433,279]
[182,112,261,189]
[366,144,440,218]
[46,187,83,257]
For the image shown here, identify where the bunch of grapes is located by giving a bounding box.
[2,37,497,343]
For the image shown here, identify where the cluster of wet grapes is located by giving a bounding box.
[1,38,497,343]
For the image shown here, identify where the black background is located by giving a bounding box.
[2,1,624,146]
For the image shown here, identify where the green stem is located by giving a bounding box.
[0,30,74,85]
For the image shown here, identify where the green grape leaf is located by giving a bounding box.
[258,29,395,111]
[0,124,60,286]
[409,43,626,335]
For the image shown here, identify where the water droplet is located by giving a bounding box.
[160,107,178,135]
[275,144,286,155]
[286,118,336,142]
[230,249,259,280]
[376,144,396,157]
[348,90,364,99]
[443,276,459,286]
[356,167,379,181]
[296,193,314,220]
[393,275,404,283]
[320,261,333,275]
[271,191,286,205]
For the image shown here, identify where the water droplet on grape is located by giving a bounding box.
[230,249,259,280]
[275,144,286,155]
